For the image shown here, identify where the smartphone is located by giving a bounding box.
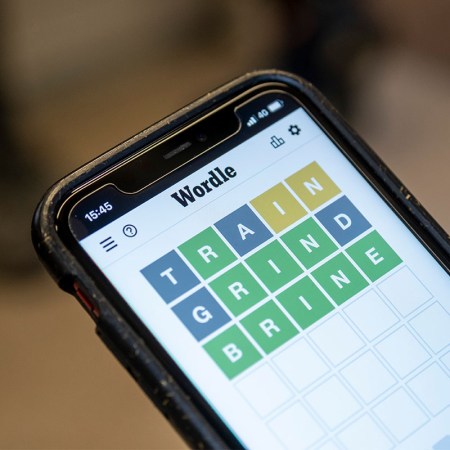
[33,71,450,450]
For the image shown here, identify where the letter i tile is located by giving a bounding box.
[277,277,334,329]
[246,240,303,292]
[251,183,307,233]
[215,204,272,256]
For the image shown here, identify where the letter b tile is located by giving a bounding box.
[203,325,262,379]
[316,196,371,246]
[172,288,231,341]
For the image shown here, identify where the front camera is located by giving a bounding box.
[196,133,208,143]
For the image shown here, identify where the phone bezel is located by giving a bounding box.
[35,72,450,448]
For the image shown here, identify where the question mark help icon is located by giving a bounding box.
[123,224,137,237]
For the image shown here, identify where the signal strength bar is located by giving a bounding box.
[246,115,258,127]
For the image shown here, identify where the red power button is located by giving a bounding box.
[73,282,100,319]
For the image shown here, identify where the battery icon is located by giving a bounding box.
[267,99,284,113]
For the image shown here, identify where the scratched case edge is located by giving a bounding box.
[31,70,450,449]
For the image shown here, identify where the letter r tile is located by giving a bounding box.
[141,250,200,303]
[179,227,237,279]
[209,264,267,317]
[172,288,231,341]
[316,196,371,246]
[241,301,299,354]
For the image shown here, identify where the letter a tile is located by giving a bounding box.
[215,205,272,256]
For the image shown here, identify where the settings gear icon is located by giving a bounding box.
[288,124,301,136]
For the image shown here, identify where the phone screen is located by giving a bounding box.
[70,97,450,449]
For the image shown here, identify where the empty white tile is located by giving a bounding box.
[236,364,292,417]
[409,302,450,353]
[269,402,324,450]
[305,376,361,430]
[316,441,340,450]
[338,414,393,450]
[341,352,396,403]
[273,339,329,392]
[310,314,364,366]
[344,290,398,341]
[373,389,428,441]
[378,267,432,317]
[441,352,450,371]
[375,327,430,378]
[407,364,450,415]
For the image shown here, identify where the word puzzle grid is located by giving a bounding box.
[142,162,450,449]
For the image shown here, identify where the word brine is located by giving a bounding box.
[141,162,402,378]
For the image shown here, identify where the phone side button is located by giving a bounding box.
[73,282,100,320]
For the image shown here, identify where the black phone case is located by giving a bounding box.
[32,70,450,449]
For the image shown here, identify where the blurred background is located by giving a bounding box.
[0,0,449,448]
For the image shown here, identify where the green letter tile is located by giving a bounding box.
[312,253,368,305]
[281,218,338,269]
[179,227,236,279]
[347,230,402,282]
[203,325,262,379]
[210,264,267,317]
[277,276,334,329]
[241,301,299,354]
[246,240,303,292]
